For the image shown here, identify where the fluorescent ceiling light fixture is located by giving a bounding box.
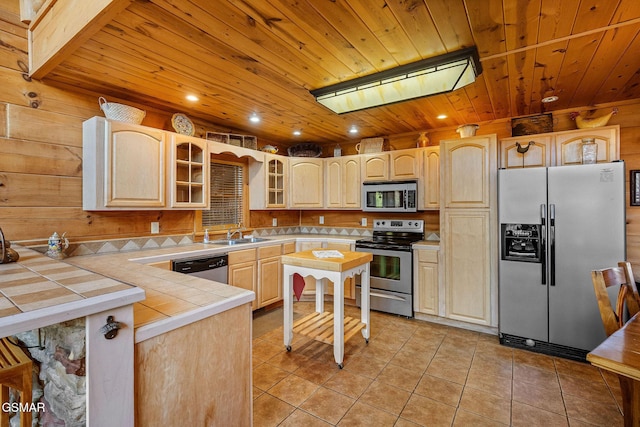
[310,47,482,114]
[437,114,448,119]
[349,126,358,134]
[541,95,559,103]
[293,130,301,136]
[186,94,199,102]
[249,113,260,123]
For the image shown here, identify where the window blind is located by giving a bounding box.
[202,162,244,226]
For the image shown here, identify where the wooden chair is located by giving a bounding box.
[591,261,640,337]
[0,337,32,427]
[592,262,640,426]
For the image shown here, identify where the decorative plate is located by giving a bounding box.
[171,113,195,136]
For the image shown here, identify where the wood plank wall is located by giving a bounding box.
[1,3,640,269]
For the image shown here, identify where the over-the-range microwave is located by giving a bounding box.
[362,181,417,212]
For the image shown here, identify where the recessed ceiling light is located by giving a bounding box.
[349,126,358,134]
[541,95,559,103]
[249,113,260,123]
[437,114,447,120]
[293,130,301,136]
[186,94,199,102]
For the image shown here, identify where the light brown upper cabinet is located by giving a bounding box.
[325,156,361,209]
[361,153,389,181]
[419,147,440,210]
[249,155,287,209]
[499,125,619,168]
[289,158,324,208]
[554,126,619,166]
[83,117,166,210]
[170,134,209,209]
[441,135,497,209]
[390,150,421,180]
[499,135,553,169]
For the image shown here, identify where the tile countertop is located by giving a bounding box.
[412,240,440,250]
[0,246,144,338]
[67,235,358,342]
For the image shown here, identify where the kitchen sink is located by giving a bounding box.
[209,237,271,245]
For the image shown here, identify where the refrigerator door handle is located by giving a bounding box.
[540,204,546,285]
[549,203,556,287]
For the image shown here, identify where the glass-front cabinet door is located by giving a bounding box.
[171,135,209,208]
[266,156,286,208]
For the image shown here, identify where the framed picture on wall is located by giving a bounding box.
[511,113,553,136]
[631,170,640,206]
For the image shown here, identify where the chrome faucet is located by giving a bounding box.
[226,224,244,240]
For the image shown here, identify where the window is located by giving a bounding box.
[202,161,245,227]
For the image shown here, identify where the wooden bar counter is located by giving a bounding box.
[281,249,372,368]
[588,313,640,426]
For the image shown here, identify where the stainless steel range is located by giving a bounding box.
[355,219,424,317]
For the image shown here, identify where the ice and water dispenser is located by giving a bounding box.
[501,224,542,263]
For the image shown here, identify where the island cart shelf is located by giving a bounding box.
[281,249,372,368]
[292,311,366,345]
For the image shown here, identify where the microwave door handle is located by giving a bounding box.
[403,190,407,209]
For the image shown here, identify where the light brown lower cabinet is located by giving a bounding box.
[443,209,492,325]
[231,243,297,309]
[413,249,439,315]
[258,245,283,307]
[228,248,258,310]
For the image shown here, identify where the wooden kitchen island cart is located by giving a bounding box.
[281,250,372,368]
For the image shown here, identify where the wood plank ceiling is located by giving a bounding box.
[36,0,640,145]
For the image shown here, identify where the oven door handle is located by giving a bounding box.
[369,291,407,302]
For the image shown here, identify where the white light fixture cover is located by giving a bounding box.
[310,47,482,114]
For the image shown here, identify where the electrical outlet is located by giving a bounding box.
[272,218,278,227]
[319,215,324,224]
[361,218,367,226]
[150,222,160,234]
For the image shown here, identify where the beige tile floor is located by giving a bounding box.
[252,302,624,426]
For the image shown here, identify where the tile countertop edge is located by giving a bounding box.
[413,241,440,249]
[134,291,254,343]
[0,287,145,338]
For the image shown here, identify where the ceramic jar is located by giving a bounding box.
[456,124,479,138]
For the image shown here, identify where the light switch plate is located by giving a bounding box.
[319,215,324,224]
[272,218,277,227]
[361,218,367,226]
[150,222,160,234]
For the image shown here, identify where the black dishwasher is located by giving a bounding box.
[171,254,228,283]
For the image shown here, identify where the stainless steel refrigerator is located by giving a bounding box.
[498,161,626,360]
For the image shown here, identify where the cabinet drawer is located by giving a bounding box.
[417,249,438,263]
[228,248,256,264]
[282,242,296,254]
[258,245,281,259]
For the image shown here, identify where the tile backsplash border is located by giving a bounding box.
[27,227,373,257]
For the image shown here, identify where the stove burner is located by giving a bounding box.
[355,219,425,251]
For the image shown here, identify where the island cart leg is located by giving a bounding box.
[315,278,325,313]
[361,264,371,343]
[283,267,293,351]
[333,271,345,368]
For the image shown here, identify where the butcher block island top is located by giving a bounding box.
[281,249,373,271]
